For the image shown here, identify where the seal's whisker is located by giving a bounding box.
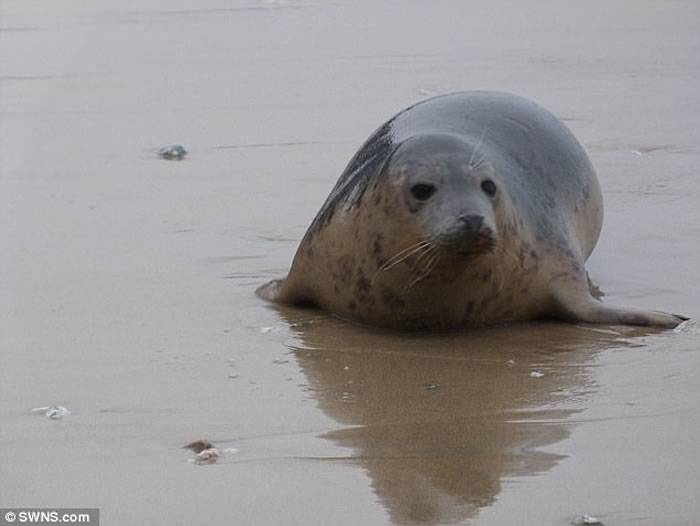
[410,255,440,287]
[386,240,430,262]
[413,243,437,268]
[371,240,433,285]
[471,157,486,170]
[420,246,442,273]
[379,240,430,271]
[408,252,442,287]
[468,127,488,167]
[424,252,442,277]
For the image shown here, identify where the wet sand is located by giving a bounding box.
[1,1,699,524]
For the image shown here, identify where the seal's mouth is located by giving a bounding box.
[435,216,496,256]
[444,228,496,256]
[473,227,497,253]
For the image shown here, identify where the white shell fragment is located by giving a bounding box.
[194,448,221,465]
[529,370,545,378]
[31,405,71,419]
[572,515,603,525]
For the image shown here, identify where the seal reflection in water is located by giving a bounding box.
[257,92,686,330]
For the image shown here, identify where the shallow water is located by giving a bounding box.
[1,1,699,525]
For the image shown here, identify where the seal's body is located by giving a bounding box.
[258,92,685,329]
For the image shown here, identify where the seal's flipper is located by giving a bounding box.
[256,277,315,307]
[586,272,605,300]
[572,301,685,328]
[255,279,288,302]
[553,286,687,328]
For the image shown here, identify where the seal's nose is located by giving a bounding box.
[437,213,494,253]
[458,214,484,233]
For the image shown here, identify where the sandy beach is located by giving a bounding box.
[2,1,699,524]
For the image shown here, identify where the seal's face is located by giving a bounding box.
[389,134,500,257]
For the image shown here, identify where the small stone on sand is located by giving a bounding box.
[158,144,187,160]
[184,439,214,454]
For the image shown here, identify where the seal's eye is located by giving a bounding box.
[481,179,497,197]
[410,183,436,201]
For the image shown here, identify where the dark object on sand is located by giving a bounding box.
[184,439,214,453]
[158,144,187,160]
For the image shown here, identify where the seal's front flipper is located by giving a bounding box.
[256,277,313,306]
[553,287,687,328]
[255,278,288,303]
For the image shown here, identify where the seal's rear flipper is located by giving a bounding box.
[586,272,605,300]
[554,289,687,328]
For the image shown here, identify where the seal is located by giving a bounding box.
[257,91,686,330]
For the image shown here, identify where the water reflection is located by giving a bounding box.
[275,307,645,524]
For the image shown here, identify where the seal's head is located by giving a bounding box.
[387,133,501,257]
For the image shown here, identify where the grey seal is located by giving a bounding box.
[257,91,686,330]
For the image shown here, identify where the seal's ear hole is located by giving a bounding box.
[410,183,436,201]
[481,180,497,197]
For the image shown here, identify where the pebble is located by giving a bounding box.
[158,144,187,160]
